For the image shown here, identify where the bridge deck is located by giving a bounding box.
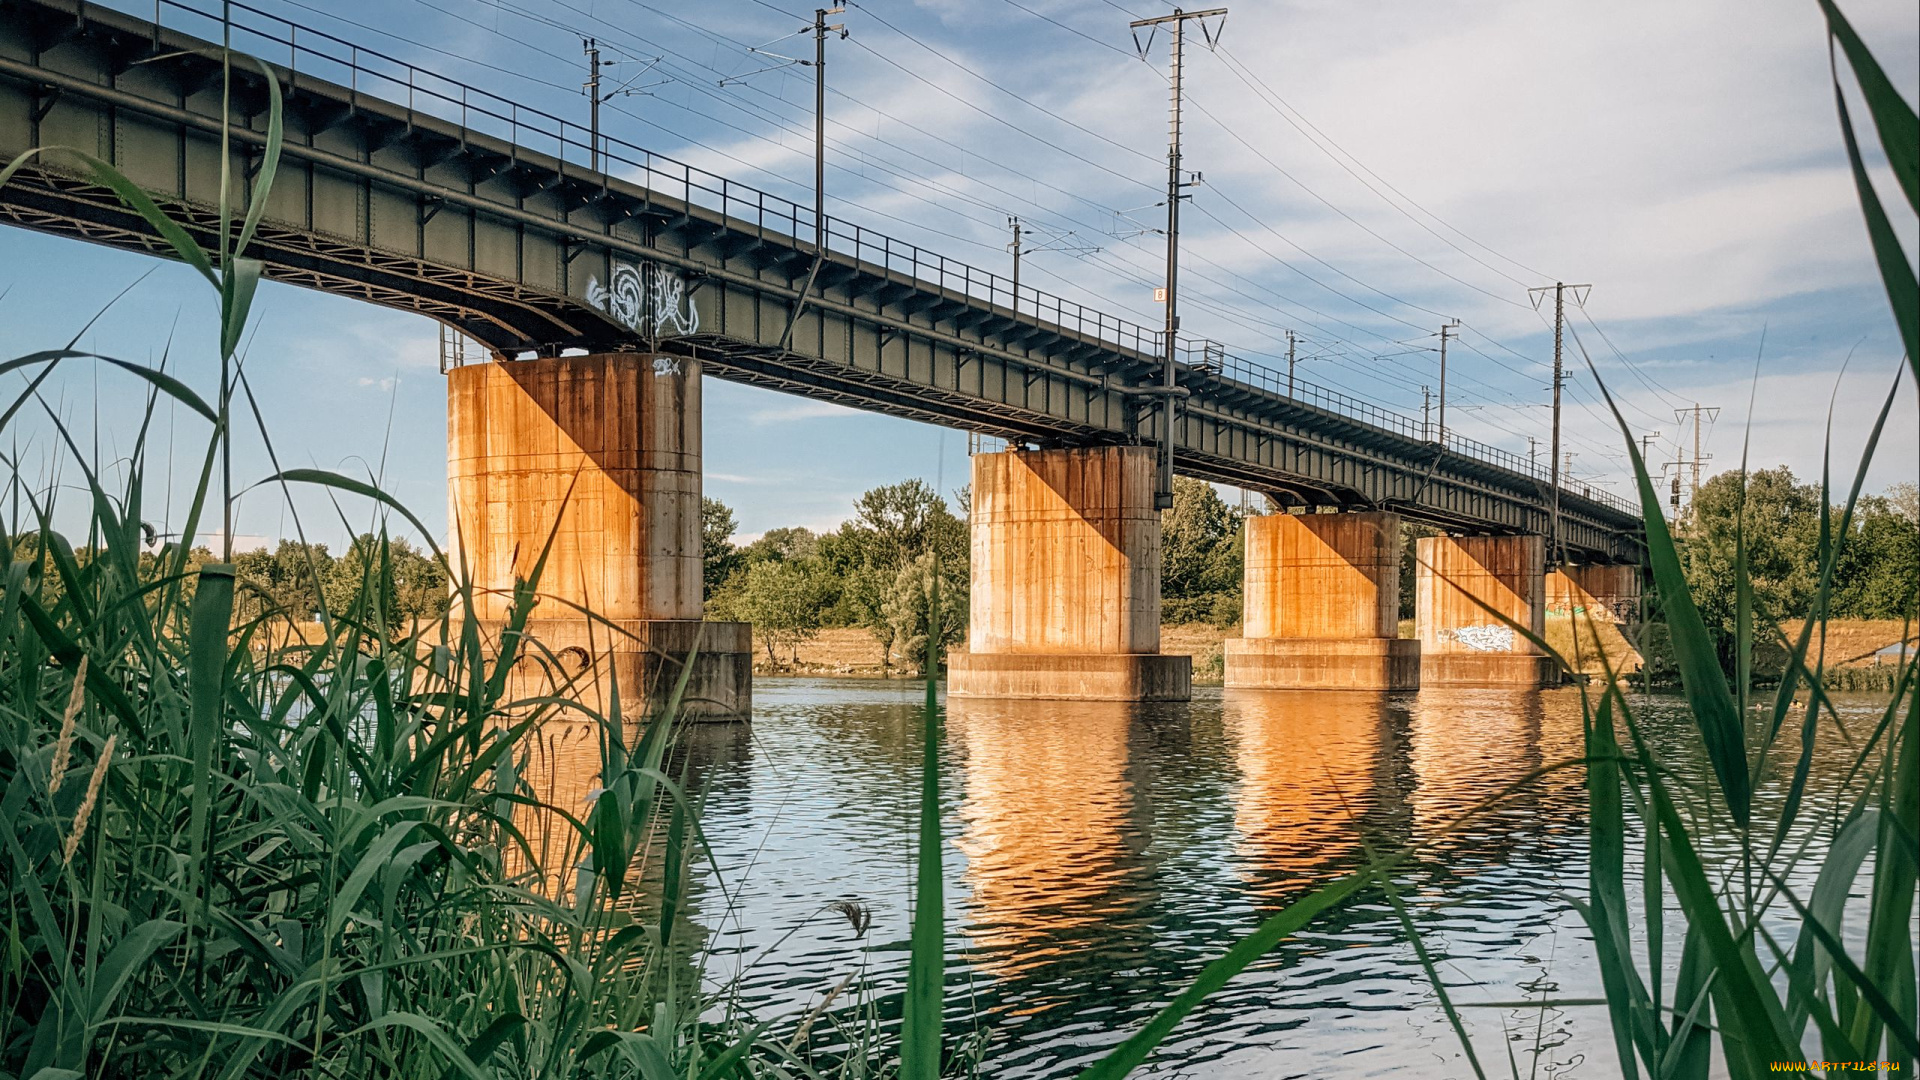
[0,0,1644,560]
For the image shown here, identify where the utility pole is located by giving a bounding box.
[1673,403,1720,512]
[811,7,844,260]
[1286,329,1297,398]
[582,40,662,172]
[1530,281,1591,563]
[584,38,603,172]
[1009,216,1025,317]
[1421,385,1432,441]
[1528,436,1539,472]
[1437,319,1458,443]
[775,8,846,352]
[1003,217,1097,318]
[1131,6,1227,510]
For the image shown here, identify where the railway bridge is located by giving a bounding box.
[0,0,1645,706]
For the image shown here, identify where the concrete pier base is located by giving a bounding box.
[1225,511,1420,691]
[448,353,751,722]
[480,617,753,721]
[1224,637,1421,691]
[1416,534,1555,689]
[947,446,1191,702]
[947,651,1191,701]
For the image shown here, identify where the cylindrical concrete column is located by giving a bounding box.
[446,353,750,722]
[967,445,1161,655]
[448,353,701,623]
[1546,563,1643,625]
[1225,511,1419,690]
[1243,511,1399,639]
[1415,534,1555,688]
[950,446,1190,701]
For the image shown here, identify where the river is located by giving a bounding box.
[666,680,1880,1078]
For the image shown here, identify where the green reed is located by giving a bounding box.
[5,2,1913,1075]
[0,55,907,1080]
[898,4,1918,1076]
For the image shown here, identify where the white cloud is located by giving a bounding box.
[744,400,855,423]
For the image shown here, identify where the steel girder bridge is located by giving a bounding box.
[0,0,1644,561]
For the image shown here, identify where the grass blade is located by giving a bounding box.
[901,573,945,1079]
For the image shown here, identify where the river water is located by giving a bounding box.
[666,680,1879,1078]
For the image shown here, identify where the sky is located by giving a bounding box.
[2,0,1916,551]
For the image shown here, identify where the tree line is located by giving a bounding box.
[1675,469,1917,662]
[701,475,1252,671]
[701,480,968,674]
[175,463,1912,676]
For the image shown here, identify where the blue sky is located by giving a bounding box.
[3,0,1915,550]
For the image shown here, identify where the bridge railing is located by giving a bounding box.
[155,0,1168,360]
[1183,344,1639,516]
[143,0,1635,520]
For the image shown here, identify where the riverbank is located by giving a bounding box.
[750,618,1915,687]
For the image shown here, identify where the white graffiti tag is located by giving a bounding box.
[649,269,699,335]
[1448,624,1516,652]
[651,356,683,378]
[585,261,700,336]
[585,262,644,330]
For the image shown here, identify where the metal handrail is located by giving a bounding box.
[142,0,1636,519]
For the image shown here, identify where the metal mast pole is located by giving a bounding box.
[1529,281,1587,563]
[1550,282,1564,556]
[776,7,843,352]
[814,9,830,258]
[1159,16,1183,509]
[1286,328,1296,397]
[1131,7,1225,510]
[1438,319,1457,443]
[584,38,601,171]
[1009,215,1023,316]
[1691,404,1703,502]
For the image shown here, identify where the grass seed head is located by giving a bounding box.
[48,654,87,797]
[63,732,115,865]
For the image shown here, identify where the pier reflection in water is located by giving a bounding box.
[664,679,1867,1077]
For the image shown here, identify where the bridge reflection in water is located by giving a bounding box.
[1222,691,1411,901]
[666,682,1626,1076]
[946,699,1162,1009]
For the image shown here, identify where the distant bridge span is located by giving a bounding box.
[0,0,1643,561]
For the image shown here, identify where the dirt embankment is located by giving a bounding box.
[747,624,1239,679]
[759,618,1912,687]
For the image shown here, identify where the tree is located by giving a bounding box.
[1678,467,1820,660]
[882,551,967,675]
[1160,477,1243,626]
[847,479,962,571]
[732,557,833,664]
[1887,481,1918,524]
[826,481,968,666]
[1832,494,1920,620]
[1398,520,1440,621]
[234,540,330,621]
[701,497,743,601]
[323,534,448,627]
[739,526,819,566]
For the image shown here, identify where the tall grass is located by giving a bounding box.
[4,3,1913,1077]
[0,54,934,1080]
[891,4,1919,1076]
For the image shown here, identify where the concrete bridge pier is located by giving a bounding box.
[1224,511,1420,691]
[447,353,752,723]
[1547,563,1644,625]
[947,447,1192,701]
[1415,534,1557,688]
